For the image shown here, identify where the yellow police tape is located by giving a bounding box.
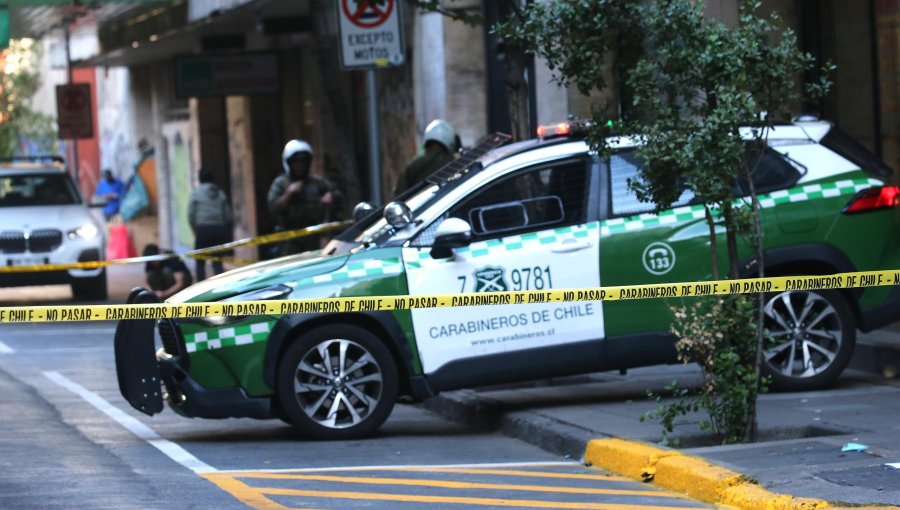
[1,269,897,324]
[0,220,352,273]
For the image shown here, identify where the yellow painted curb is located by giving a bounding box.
[584,438,835,510]
[584,438,680,481]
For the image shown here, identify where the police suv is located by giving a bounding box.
[0,157,107,300]
[116,120,900,439]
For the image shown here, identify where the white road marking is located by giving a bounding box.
[0,340,14,354]
[43,371,216,474]
[214,461,580,475]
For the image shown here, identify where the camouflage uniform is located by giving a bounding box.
[393,148,455,197]
[267,173,336,255]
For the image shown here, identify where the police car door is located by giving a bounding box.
[402,157,603,378]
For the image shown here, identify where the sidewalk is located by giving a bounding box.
[421,331,900,508]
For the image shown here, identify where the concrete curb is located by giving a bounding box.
[424,392,900,509]
[584,438,859,510]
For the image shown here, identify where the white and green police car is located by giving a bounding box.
[116,120,900,439]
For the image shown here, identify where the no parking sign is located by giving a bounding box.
[336,0,405,69]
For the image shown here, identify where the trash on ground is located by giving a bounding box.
[841,442,868,452]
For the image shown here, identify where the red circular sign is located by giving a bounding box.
[341,0,394,29]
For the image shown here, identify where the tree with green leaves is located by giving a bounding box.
[498,0,830,444]
[0,38,54,157]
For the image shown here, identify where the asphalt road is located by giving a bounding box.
[0,282,714,510]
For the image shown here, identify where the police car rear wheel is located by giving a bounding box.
[277,324,398,439]
[762,289,855,391]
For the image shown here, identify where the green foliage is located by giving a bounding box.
[501,0,830,443]
[640,381,700,448]
[0,39,55,157]
[669,295,768,444]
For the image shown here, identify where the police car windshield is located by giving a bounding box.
[336,184,441,249]
[331,133,524,253]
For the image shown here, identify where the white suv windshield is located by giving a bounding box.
[0,173,81,207]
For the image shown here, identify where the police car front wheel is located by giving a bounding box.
[276,324,398,439]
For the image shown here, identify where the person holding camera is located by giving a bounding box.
[267,139,340,256]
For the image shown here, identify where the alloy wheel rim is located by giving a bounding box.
[292,339,383,429]
[763,291,842,379]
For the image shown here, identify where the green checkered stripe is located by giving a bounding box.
[406,222,600,267]
[292,257,404,287]
[184,320,275,353]
[600,177,881,236]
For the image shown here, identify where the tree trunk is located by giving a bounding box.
[705,205,719,281]
[504,44,531,141]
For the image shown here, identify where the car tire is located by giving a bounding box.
[762,288,855,391]
[71,269,108,301]
[276,324,398,440]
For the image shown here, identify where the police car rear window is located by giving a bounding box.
[820,127,892,179]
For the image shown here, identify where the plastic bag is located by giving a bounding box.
[106,224,137,260]
[119,173,150,221]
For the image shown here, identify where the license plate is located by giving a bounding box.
[6,256,47,267]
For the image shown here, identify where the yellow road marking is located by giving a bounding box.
[202,474,309,510]
[255,487,709,510]
[232,472,689,499]
[389,466,632,482]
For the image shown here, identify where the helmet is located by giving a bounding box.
[423,119,456,153]
[282,139,313,174]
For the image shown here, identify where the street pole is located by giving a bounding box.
[63,21,79,187]
[365,69,381,205]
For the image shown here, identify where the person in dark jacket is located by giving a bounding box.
[143,244,193,299]
[188,167,232,280]
[393,119,458,197]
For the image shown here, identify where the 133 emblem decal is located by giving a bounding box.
[642,242,676,275]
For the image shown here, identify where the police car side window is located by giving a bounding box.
[450,159,588,240]
[609,151,695,217]
[740,148,801,195]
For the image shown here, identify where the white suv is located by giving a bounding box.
[0,158,107,300]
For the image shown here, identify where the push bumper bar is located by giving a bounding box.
[114,288,271,419]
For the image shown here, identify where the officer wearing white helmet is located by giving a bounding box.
[266,139,340,255]
[393,119,459,196]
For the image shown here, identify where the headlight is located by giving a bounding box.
[67,223,99,240]
[201,284,293,326]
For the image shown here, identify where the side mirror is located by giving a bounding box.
[383,201,412,229]
[352,201,376,222]
[430,217,472,259]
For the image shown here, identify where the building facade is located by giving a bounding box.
[13,0,900,259]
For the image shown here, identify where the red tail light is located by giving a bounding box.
[843,185,900,214]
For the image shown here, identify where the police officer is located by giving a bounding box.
[267,140,339,256]
[393,119,458,197]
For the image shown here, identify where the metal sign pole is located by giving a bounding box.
[63,21,79,186]
[366,69,381,205]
